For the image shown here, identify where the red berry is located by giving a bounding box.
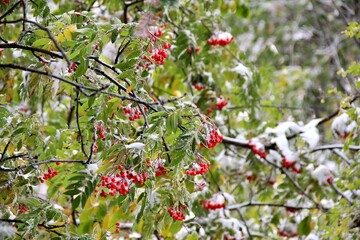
[115,228,120,233]
[116,222,121,227]
[164,43,171,49]
[187,49,192,54]
[56,161,60,165]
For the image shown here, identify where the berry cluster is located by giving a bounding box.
[67,62,77,73]
[200,194,226,210]
[207,31,234,46]
[187,47,200,54]
[246,172,257,183]
[96,167,147,198]
[168,205,186,221]
[247,139,267,159]
[196,181,206,191]
[216,96,229,110]
[327,176,334,184]
[163,43,171,49]
[282,158,301,174]
[152,28,163,37]
[149,48,168,65]
[95,121,106,140]
[18,203,28,213]
[203,128,223,148]
[285,207,298,213]
[148,158,167,177]
[186,162,210,176]
[186,155,210,176]
[193,82,206,91]
[114,222,121,233]
[277,229,298,238]
[123,104,147,121]
[39,167,58,183]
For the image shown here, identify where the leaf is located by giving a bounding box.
[32,38,51,47]
[148,111,168,121]
[72,196,81,210]
[298,215,311,236]
[75,57,88,78]
[64,189,82,195]
[114,59,137,71]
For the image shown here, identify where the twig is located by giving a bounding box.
[0,159,86,172]
[75,90,89,159]
[227,201,325,211]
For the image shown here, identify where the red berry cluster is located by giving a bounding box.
[200,194,226,210]
[246,173,257,183]
[149,48,168,65]
[187,47,200,54]
[39,167,58,183]
[153,28,163,37]
[95,122,106,140]
[96,167,147,198]
[168,205,186,221]
[148,158,167,177]
[247,140,267,159]
[115,222,121,233]
[93,143,99,153]
[123,104,147,121]
[193,82,206,91]
[18,203,28,213]
[282,158,301,174]
[67,62,77,73]
[1,0,9,5]
[277,229,298,238]
[196,181,206,191]
[138,56,151,70]
[163,43,171,49]
[216,96,229,110]
[327,176,334,184]
[186,155,210,176]
[203,128,223,148]
[207,31,234,46]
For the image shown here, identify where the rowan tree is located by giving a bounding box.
[0,0,360,239]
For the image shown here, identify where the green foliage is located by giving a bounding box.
[1,0,360,239]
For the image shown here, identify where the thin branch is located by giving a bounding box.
[0,138,12,162]
[235,209,253,240]
[0,0,22,21]
[227,201,325,211]
[0,43,63,58]
[0,159,86,172]
[75,90,89,159]
[115,39,131,64]
[0,63,99,92]
[329,181,353,205]
[311,144,360,152]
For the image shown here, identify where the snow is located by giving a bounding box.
[232,63,253,81]
[310,165,333,185]
[125,142,145,150]
[86,163,99,174]
[305,234,320,240]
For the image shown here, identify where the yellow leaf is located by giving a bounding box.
[68,25,76,33]
[172,90,182,97]
[64,28,72,41]
[127,82,136,93]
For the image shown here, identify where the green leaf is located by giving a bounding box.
[72,196,81,210]
[32,38,51,47]
[298,215,311,236]
[64,189,82,195]
[114,59,137,71]
[75,57,88,78]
